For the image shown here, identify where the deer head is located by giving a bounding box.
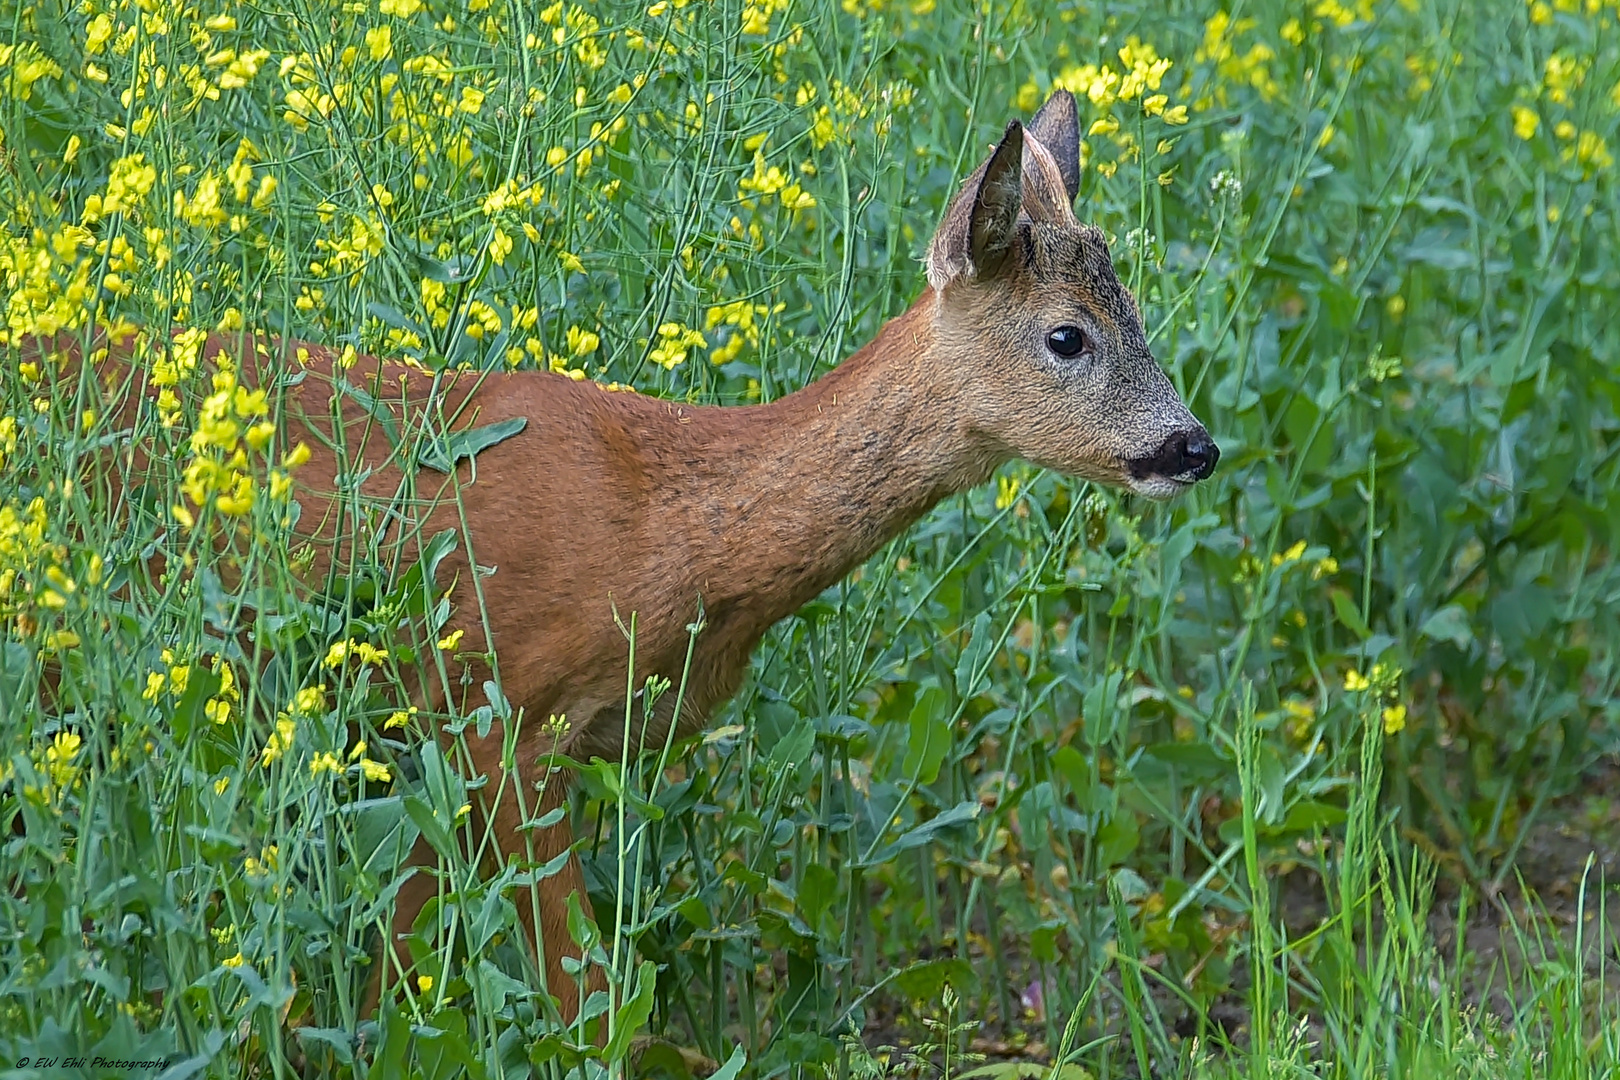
[925,91,1218,498]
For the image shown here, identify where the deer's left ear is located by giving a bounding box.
[927,121,1026,288]
[1027,90,1081,203]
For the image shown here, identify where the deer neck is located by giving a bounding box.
[698,292,1000,620]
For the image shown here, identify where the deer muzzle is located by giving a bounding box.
[1129,426,1220,486]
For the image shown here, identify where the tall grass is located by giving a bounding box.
[3,0,1619,1076]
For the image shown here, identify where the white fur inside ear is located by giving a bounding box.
[924,246,965,291]
[968,154,1023,269]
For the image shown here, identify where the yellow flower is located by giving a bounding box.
[417,975,434,993]
[359,759,393,782]
[1343,669,1370,692]
[261,714,297,766]
[1272,539,1307,567]
[995,475,1020,511]
[45,731,83,788]
[245,422,276,452]
[1511,104,1538,141]
[648,322,707,370]
[437,629,465,651]
[567,325,600,357]
[1382,704,1407,736]
[310,752,342,776]
[215,475,256,516]
[488,227,513,265]
[380,0,422,17]
[365,24,392,60]
[222,951,245,968]
[325,639,389,668]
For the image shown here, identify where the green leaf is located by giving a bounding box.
[1421,603,1474,649]
[1276,800,1348,834]
[863,799,978,866]
[417,1008,485,1080]
[796,862,838,933]
[1142,741,1229,783]
[603,960,658,1062]
[708,1045,749,1080]
[336,796,419,877]
[767,717,815,772]
[903,685,950,785]
[1083,670,1126,745]
[1096,809,1139,867]
[892,956,975,1002]
[365,1002,411,1080]
[294,1027,355,1066]
[1051,744,1100,812]
[403,796,453,859]
[1329,588,1372,641]
[954,611,995,699]
[417,417,528,473]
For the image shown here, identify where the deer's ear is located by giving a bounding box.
[1027,90,1081,203]
[926,121,1026,289]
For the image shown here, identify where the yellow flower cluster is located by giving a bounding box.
[1342,662,1408,735]
[995,475,1022,512]
[1048,38,1186,122]
[1509,47,1613,178]
[705,299,784,365]
[176,360,273,521]
[311,739,392,782]
[1194,12,1279,104]
[243,845,278,880]
[1,224,96,342]
[142,649,240,726]
[1038,38,1191,182]
[0,42,64,101]
[737,150,817,211]
[796,78,900,150]
[261,684,325,767]
[23,731,84,806]
[0,495,81,636]
[648,322,708,370]
[528,323,600,378]
[739,0,790,36]
[324,638,390,669]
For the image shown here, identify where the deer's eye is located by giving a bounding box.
[1046,325,1090,359]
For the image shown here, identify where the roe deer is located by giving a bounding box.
[26,89,1217,1020]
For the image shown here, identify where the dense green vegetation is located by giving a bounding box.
[4,0,1620,1075]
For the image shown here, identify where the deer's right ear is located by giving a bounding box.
[926,121,1026,289]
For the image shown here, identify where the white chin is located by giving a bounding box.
[1125,474,1196,500]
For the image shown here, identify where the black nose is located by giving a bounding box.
[1180,429,1219,480]
[1132,428,1219,482]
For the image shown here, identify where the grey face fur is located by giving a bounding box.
[925,91,1219,498]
